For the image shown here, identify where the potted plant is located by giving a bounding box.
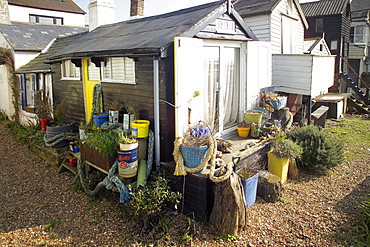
[177,121,213,174]
[236,168,259,207]
[268,132,302,183]
[34,90,52,131]
[117,133,139,178]
[236,121,251,138]
[81,130,120,171]
[118,133,138,151]
[78,121,94,140]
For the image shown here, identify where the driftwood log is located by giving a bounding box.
[210,172,247,236]
[257,171,282,202]
[288,158,299,180]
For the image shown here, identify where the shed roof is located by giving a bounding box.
[0,22,88,51]
[233,0,308,29]
[8,0,85,14]
[301,0,349,17]
[350,0,370,19]
[15,33,86,73]
[233,0,280,16]
[49,0,256,60]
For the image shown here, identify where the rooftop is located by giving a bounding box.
[8,0,85,14]
[0,22,87,51]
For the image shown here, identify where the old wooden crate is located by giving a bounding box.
[80,144,117,172]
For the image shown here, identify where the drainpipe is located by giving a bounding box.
[153,56,160,170]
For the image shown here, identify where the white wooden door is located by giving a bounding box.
[246,41,272,109]
[174,37,204,137]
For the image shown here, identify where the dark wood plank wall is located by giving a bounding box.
[305,12,350,76]
[51,63,85,122]
[101,53,176,162]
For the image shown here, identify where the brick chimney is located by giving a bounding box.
[88,0,116,31]
[0,0,11,24]
[130,0,144,17]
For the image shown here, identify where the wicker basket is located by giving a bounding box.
[180,145,209,170]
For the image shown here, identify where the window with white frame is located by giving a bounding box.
[216,19,236,34]
[101,57,135,83]
[350,26,366,44]
[20,73,41,113]
[29,14,63,25]
[61,60,81,79]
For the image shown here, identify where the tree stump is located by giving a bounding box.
[257,171,282,202]
[210,173,247,236]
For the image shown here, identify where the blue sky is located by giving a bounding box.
[73,0,312,24]
[73,0,216,23]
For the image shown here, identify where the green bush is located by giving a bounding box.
[271,132,302,159]
[287,125,344,172]
[5,121,37,144]
[356,199,370,245]
[125,175,181,230]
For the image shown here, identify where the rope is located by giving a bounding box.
[173,136,234,182]
[44,132,78,147]
[100,121,121,130]
[77,159,132,202]
[77,130,155,202]
[89,84,103,124]
[173,137,215,175]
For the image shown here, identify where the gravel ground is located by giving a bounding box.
[0,119,369,246]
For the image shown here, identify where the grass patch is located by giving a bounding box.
[5,121,40,144]
[327,117,370,161]
[44,219,60,230]
[327,116,370,245]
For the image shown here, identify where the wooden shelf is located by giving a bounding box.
[58,151,80,183]
[84,160,109,175]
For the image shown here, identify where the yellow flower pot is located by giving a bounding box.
[267,151,290,184]
[237,126,250,138]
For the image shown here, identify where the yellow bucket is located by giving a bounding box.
[267,151,290,184]
[237,127,250,138]
[131,120,150,138]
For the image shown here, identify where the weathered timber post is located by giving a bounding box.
[210,172,247,236]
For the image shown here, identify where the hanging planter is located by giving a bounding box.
[180,145,209,173]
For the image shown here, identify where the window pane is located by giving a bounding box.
[88,60,100,80]
[223,47,240,128]
[55,18,63,25]
[29,15,36,23]
[111,57,124,80]
[62,60,80,79]
[102,57,135,83]
[39,16,54,24]
[315,18,323,33]
[124,58,135,81]
[330,40,338,50]
[354,26,364,43]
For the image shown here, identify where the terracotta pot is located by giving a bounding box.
[39,118,50,131]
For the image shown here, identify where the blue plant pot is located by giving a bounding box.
[93,112,109,127]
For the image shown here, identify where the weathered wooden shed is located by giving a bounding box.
[301,0,351,92]
[47,0,258,165]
